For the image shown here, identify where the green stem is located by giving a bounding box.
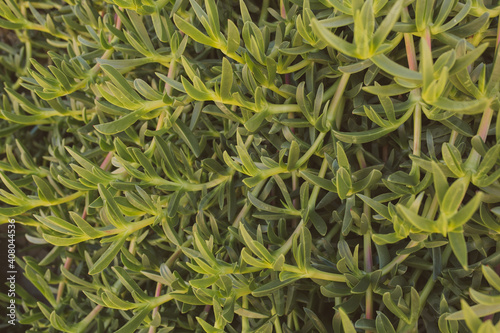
[293,310,300,330]
[326,73,350,126]
[242,296,250,332]
[274,220,304,258]
[25,22,70,41]
[124,216,158,235]
[321,78,342,103]
[417,275,435,313]
[268,104,301,114]
[381,195,439,276]
[232,180,266,227]
[78,305,103,332]
[308,158,329,208]
[275,159,329,258]
[294,74,350,168]
[465,106,494,170]
[284,0,299,213]
[363,201,373,321]
[357,150,373,326]
[272,301,284,333]
[408,268,423,287]
[166,246,185,268]
[295,132,326,168]
[399,246,452,332]
[325,223,341,243]
[267,83,289,98]
[413,103,422,157]
[305,267,346,282]
[464,15,500,169]
[151,174,232,191]
[150,293,173,308]
[278,60,312,74]
[291,170,299,228]
[282,264,346,282]
[50,191,85,206]
[381,239,418,276]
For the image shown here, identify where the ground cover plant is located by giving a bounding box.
[1,0,500,332]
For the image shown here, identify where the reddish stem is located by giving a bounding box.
[56,246,76,303]
[402,8,418,72]
[148,283,163,333]
[424,29,432,49]
[100,151,114,171]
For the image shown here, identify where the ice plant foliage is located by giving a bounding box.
[1,0,500,332]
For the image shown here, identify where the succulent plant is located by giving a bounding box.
[1,0,500,332]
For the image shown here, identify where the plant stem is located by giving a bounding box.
[232,180,266,227]
[258,0,270,26]
[145,246,187,332]
[274,220,305,258]
[399,246,452,332]
[403,8,418,73]
[56,148,115,309]
[381,239,418,276]
[165,57,178,97]
[292,170,299,228]
[281,263,345,282]
[152,174,233,191]
[294,73,350,169]
[356,149,373,327]
[79,304,103,331]
[404,8,422,157]
[477,108,494,142]
[56,246,76,303]
[363,208,373,323]
[278,60,312,74]
[426,193,440,219]
[465,12,499,169]
[166,247,184,268]
[295,132,326,168]
[309,158,329,209]
[195,304,212,333]
[148,282,163,333]
[150,293,173,308]
[268,104,301,113]
[327,73,350,127]
[100,152,113,171]
[272,300,284,333]
[304,267,346,282]
[497,17,500,52]
[381,194,439,276]
[465,106,494,170]
[242,296,250,332]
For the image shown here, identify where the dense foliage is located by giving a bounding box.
[1,0,500,332]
